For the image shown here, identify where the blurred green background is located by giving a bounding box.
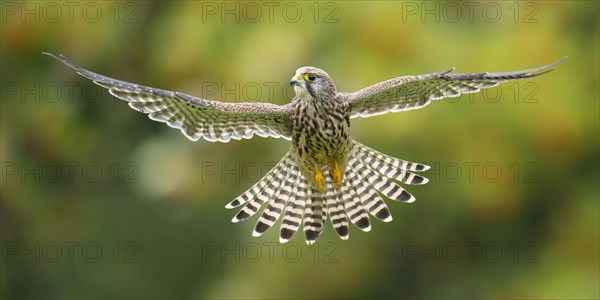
[1,1,598,299]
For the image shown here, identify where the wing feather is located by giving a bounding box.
[347,57,567,118]
[44,52,292,142]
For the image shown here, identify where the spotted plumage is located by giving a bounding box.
[45,52,566,245]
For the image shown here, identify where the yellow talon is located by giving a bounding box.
[329,161,342,186]
[315,170,325,191]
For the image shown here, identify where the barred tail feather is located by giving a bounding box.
[325,177,350,240]
[227,140,429,244]
[356,152,415,203]
[352,140,430,173]
[230,151,295,223]
[280,177,308,243]
[341,174,371,232]
[359,150,429,185]
[252,168,298,236]
[303,186,327,245]
[344,139,430,220]
[224,151,291,210]
[347,156,393,222]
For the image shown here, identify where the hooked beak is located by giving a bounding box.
[290,74,302,86]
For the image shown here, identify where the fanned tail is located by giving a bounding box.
[303,176,351,245]
[225,149,296,221]
[226,140,429,244]
[343,139,429,226]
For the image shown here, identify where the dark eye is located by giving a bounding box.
[304,73,316,81]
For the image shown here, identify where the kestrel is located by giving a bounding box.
[45,53,566,244]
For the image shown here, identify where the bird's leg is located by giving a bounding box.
[315,169,325,191]
[328,160,342,187]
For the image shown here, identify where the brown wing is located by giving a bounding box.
[44,53,293,142]
[346,57,567,118]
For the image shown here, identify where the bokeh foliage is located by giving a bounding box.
[1,1,598,299]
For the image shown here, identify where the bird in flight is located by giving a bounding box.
[45,52,566,244]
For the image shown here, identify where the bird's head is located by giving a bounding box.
[290,67,336,100]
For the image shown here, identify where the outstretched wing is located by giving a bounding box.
[44,53,293,142]
[346,57,567,118]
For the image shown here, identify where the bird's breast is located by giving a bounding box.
[291,100,350,164]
